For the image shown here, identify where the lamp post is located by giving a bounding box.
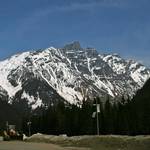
[6,121,9,132]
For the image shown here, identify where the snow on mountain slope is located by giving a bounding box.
[0,52,30,97]
[0,42,149,109]
[100,54,150,87]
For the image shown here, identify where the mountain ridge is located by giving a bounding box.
[0,42,149,109]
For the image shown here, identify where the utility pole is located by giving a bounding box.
[92,98,100,135]
[27,121,32,137]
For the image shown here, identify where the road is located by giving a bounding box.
[0,141,89,150]
[0,141,65,150]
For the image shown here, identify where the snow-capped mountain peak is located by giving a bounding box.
[0,42,149,109]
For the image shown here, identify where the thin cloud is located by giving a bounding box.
[13,0,128,36]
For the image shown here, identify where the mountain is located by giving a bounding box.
[134,78,150,99]
[0,42,149,109]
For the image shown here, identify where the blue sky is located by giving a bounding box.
[0,0,150,67]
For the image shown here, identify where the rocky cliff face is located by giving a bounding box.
[0,42,149,109]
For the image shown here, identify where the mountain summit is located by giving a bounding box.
[0,43,149,109]
[63,41,82,50]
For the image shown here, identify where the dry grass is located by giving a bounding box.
[25,134,150,150]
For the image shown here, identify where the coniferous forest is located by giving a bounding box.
[0,79,150,136]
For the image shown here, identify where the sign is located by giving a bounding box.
[97,104,100,113]
[92,112,96,118]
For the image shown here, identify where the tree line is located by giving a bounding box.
[22,79,150,136]
[1,79,150,136]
